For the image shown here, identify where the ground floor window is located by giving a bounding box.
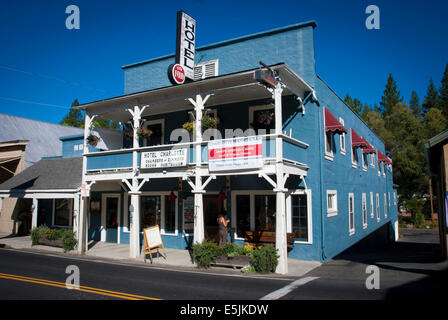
[124,192,178,235]
[348,193,355,235]
[232,190,312,243]
[53,198,73,227]
[291,193,308,241]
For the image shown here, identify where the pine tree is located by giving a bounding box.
[60,99,84,128]
[422,78,439,115]
[439,63,448,119]
[409,90,422,120]
[380,74,402,116]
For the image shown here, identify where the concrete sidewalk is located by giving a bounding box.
[0,233,320,277]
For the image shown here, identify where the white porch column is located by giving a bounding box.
[78,112,95,254]
[127,105,146,259]
[129,191,140,258]
[31,198,38,229]
[72,193,80,234]
[188,94,210,244]
[273,83,288,275]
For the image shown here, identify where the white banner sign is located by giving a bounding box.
[208,136,263,172]
[141,148,188,169]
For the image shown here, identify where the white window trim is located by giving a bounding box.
[231,189,313,244]
[362,153,368,171]
[326,190,338,217]
[142,118,165,147]
[348,193,355,236]
[123,191,179,236]
[376,193,380,222]
[339,117,346,155]
[370,192,374,218]
[194,59,219,80]
[325,131,334,161]
[362,193,368,229]
[351,146,358,168]
[52,198,74,228]
[370,153,375,168]
[394,192,397,205]
[384,193,388,218]
[388,192,391,208]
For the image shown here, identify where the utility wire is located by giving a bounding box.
[0,64,112,94]
[0,96,71,109]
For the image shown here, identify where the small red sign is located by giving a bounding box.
[168,64,186,85]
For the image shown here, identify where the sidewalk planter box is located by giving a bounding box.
[212,254,251,269]
[37,237,63,248]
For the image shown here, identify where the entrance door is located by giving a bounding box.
[101,194,120,243]
[203,195,225,242]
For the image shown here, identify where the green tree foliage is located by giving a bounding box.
[60,99,84,128]
[422,78,439,115]
[409,90,422,120]
[60,99,120,130]
[380,74,402,116]
[424,108,447,140]
[344,94,363,116]
[439,63,448,119]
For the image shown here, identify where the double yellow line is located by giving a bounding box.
[0,272,161,300]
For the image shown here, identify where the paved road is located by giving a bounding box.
[281,228,448,299]
[0,228,446,304]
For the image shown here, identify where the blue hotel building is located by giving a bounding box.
[1,19,398,274]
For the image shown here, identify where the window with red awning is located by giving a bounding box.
[324,107,347,134]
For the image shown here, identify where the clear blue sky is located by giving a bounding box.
[0,0,447,124]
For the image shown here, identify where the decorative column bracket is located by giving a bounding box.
[122,178,148,193]
[183,175,216,193]
[258,172,289,192]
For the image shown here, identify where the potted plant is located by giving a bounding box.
[137,127,153,139]
[182,121,194,133]
[251,109,274,131]
[201,114,220,130]
[86,134,100,147]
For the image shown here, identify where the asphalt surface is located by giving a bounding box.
[0,228,446,304]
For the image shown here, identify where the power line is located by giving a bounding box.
[0,96,71,109]
[0,64,112,94]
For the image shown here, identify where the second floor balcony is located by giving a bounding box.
[76,63,315,181]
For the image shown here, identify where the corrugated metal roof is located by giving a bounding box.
[0,113,83,167]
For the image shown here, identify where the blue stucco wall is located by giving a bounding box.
[123,22,317,94]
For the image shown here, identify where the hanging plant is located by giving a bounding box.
[123,127,133,140]
[137,127,153,139]
[86,134,100,147]
[253,110,274,127]
[182,121,194,133]
[201,115,220,130]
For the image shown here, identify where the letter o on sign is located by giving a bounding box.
[168,64,186,85]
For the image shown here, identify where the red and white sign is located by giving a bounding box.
[208,136,263,172]
[168,64,186,85]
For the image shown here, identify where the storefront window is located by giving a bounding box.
[236,195,250,237]
[54,198,72,227]
[141,196,161,231]
[255,195,276,232]
[165,197,176,233]
[291,194,308,241]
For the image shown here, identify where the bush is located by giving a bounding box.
[31,225,49,245]
[30,226,77,252]
[220,243,245,257]
[192,241,220,269]
[61,229,78,253]
[250,245,279,274]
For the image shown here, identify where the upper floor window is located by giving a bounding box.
[325,131,334,160]
[143,119,164,147]
[339,117,346,155]
[362,193,368,229]
[327,190,338,217]
[249,105,275,135]
[348,193,355,235]
[351,146,358,168]
[194,59,219,80]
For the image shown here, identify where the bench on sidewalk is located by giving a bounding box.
[244,231,295,251]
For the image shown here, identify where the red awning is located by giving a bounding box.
[324,107,347,134]
[351,128,368,148]
[362,139,376,154]
[377,150,392,164]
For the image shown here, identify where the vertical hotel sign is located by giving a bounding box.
[208,136,263,172]
[176,11,196,81]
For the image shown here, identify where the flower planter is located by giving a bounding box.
[37,237,63,248]
[211,254,251,269]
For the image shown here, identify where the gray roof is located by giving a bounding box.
[0,113,84,168]
[0,157,82,192]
